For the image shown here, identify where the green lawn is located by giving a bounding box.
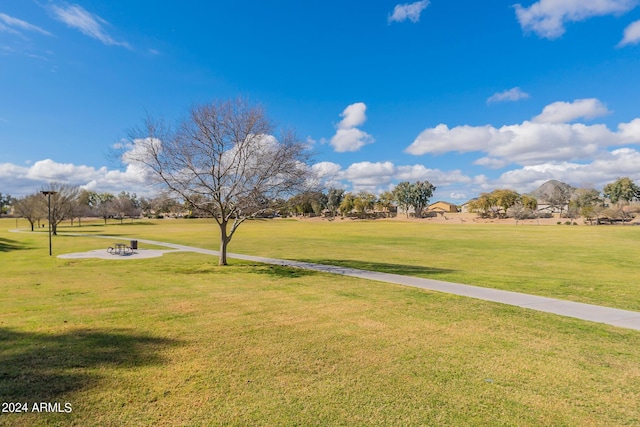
[45,217,640,311]
[1,218,639,426]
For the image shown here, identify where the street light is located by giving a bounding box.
[41,190,57,256]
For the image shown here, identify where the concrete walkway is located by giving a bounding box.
[54,233,640,332]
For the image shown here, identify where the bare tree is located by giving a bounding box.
[113,191,141,223]
[41,183,80,235]
[87,192,116,225]
[547,186,573,220]
[507,202,531,225]
[74,189,96,227]
[14,194,45,231]
[569,187,602,225]
[126,98,311,265]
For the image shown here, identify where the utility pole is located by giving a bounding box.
[41,191,57,256]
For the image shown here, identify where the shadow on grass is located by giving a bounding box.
[57,221,157,232]
[108,221,158,226]
[0,328,182,402]
[0,237,30,252]
[300,259,455,277]
[252,264,319,278]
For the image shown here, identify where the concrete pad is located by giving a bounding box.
[58,248,179,260]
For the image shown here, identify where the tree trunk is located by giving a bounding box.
[218,220,229,266]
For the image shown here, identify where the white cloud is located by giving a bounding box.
[0,158,151,197]
[487,87,530,104]
[406,99,639,166]
[533,98,610,123]
[618,118,640,140]
[407,121,615,165]
[343,161,396,189]
[0,13,52,37]
[330,103,374,152]
[120,138,162,166]
[395,164,471,186]
[310,161,472,194]
[496,148,640,193]
[514,0,638,39]
[50,4,131,49]
[405,123,505,155]
[388,1,430,24]
[330,128,374,153]
[337,102,367,129]
[312,161,342,178]
[26,159,105,182]
[619,19,640,46]
[474,157,509,169]
[310,161,343,188]
[450,192,467,200]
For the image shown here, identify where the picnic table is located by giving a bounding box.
[107,243,131,255]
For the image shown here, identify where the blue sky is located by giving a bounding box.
[2,0,640,200]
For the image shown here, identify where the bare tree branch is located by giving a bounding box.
[126,98,311,265]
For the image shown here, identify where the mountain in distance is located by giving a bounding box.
[529,180,576,204]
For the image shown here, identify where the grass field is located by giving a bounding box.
[44,216,640,311]
[1,217,640,426]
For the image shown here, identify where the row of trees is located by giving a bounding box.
[285,181,436,219]
[468,189,538,221]
[8,180,436,236]
[13,185,79,234]
[12,185,146,234]
[469,177,640,224]
[5,177,639,231]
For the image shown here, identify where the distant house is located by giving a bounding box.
[460,199,477,213]
[535,201,570,215]
[428,201,459,214]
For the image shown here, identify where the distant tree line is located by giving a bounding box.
[282,181,436,219]
[4,177,639,232]
[468,177,640,225]
[6,179,436,229]
[11,185,144,233]
[468,189,538,222]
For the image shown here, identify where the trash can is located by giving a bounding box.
[130,240,138,250]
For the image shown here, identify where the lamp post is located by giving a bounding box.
[41,191,57,256]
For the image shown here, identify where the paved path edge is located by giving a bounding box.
[14,230,640,332]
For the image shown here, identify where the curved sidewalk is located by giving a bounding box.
[71,234,640,332]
